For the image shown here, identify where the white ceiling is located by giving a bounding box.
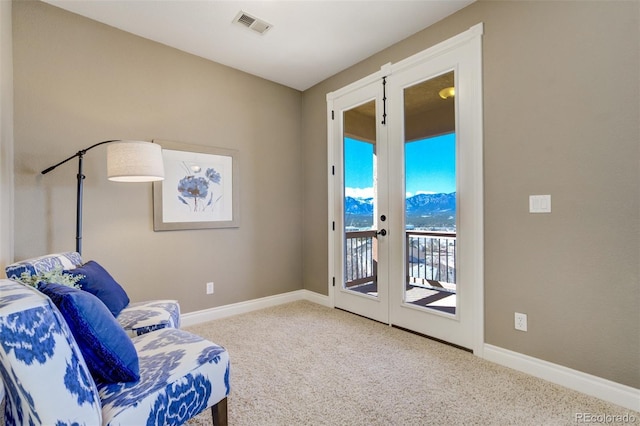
[42,0,474,91]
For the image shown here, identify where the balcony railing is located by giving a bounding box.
[344,230,456,291]
[406,231,456,290]
[344,230,377,288]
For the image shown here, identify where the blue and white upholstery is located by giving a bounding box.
[0,279,230,425]
[119,301,181,336]
[5,252,181,337]
[4,251,82,277]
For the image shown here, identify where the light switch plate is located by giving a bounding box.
[529,195,551,213]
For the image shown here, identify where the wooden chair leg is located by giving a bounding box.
[211,397,228,426]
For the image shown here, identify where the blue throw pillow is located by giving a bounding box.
[66,261,130,317]
[39,282,140,383]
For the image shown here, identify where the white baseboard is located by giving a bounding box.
[181,289,332,328]
[483,344,640,412]
[300,289,333,307]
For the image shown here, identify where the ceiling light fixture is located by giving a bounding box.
[439,87,455,99]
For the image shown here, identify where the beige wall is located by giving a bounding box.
[301,0,640,388]
[12,1,303,313]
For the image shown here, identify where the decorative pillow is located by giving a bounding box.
[39,282,140,383]
[65,261,130,317]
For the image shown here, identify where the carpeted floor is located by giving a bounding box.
[184,301,638,425]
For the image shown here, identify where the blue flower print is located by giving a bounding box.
[176,164,223,212]
[206,168,221,184]
[177,176,209,211]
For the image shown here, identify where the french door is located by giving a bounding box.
[328,24,484,352]
[329,71,390,323]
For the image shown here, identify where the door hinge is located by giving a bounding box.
[332,277,336,287]
[331,110,335,120]
[332,221,335,231]
[332,165,335,175]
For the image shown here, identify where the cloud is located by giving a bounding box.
[345,187,374,199]
[407,190,437,197]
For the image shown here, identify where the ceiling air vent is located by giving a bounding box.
[233,11,272,35]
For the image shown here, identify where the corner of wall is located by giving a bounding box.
[0,0,15,270]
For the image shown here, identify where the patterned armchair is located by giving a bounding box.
[5,252,180,337]
[0,279,230,425]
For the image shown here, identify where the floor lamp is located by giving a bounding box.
[41,140,165,255]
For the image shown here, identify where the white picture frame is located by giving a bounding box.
[153,139,239,231]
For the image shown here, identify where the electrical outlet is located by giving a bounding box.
[515,312,527,331]
[206,282,214,294]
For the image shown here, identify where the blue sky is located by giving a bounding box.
[344,133,456,198]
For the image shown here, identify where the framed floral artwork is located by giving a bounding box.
[152,140,239,231]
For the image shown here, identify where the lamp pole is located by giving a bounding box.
[41,140,121,255]
[76,150,84,254]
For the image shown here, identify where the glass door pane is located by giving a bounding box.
[403,71,457,315]
[343,100,378,298]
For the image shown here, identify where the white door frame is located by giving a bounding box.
[327,23,484,355]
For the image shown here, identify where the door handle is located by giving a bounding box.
[376,229,387,237]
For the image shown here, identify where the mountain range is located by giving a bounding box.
[345,192,456,229]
